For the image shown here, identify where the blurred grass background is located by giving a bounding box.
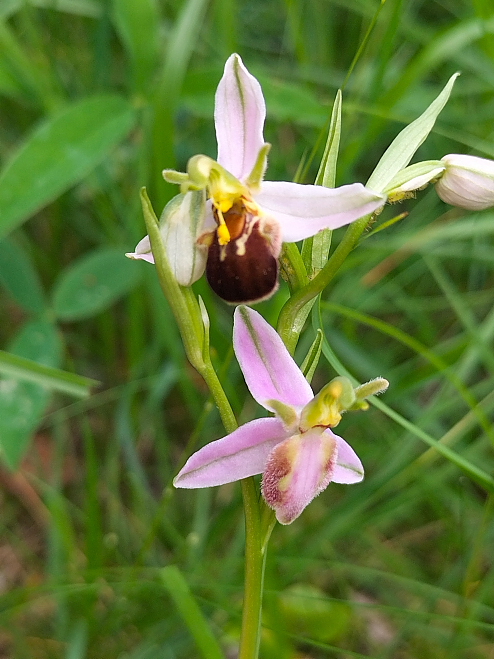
[1,0,494,657]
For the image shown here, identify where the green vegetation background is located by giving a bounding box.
[0,0,494,657]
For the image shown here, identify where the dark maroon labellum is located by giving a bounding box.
[206,201,280,304]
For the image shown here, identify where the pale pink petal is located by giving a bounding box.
[234,306,313,411]
[261,429,338,525]
[256,181,386,242]
[332,433,364,484]
[215,54,266,181]
[125,235,155,264]
[174,417,288,488]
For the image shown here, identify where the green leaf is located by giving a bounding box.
[112,0,161,94]
[1,0,102,19]
[315,89,342,189]
[0,54,24,99]
[300,329,323,383]
[52,248,142,321]
[366,73,459,193]
[0,320,62,469]
[0,236,46,313]
[0,95,135,240]
[0,350,98,398]
[302,89,342,276]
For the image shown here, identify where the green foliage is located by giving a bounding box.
[0,236,46,312]
[0,96,136,240]
[0,0,493,657]
[0,319,62,468]
[52,248,142,321]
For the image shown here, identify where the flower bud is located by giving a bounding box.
[435,154,494,211]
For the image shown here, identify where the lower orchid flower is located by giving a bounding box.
[127,54,386,304]
[174,306,388,524]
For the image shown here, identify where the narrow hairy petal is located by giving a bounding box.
[234,306,314,411]
[261,430,338,525]
[330,432,364,484]
[215,53,266,181]
[174,417,288,488]
[256,181,386,242]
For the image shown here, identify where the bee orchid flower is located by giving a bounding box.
[174,306,388,524]
[127,54,387,304]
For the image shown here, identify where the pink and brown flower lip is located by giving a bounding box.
[205,198,281,304]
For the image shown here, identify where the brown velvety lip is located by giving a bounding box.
[206,220,279,304]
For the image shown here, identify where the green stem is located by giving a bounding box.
[238,478,264,659]
[199,362,237,434]
[142,188,268,656]
[201,361,269,658]
[277,213,372,351]
[280,242,309,292]
[142,189,274,657]
[201,362,267,659]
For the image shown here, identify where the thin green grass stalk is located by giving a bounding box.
[82,417,103,571]
[321,300,494,444]
[413,389,494,469]
[212,0,238,57]
[424,255,494,374]
[316,308,494,493]
[341,0,387,91]
[371,398,494,493]
[161,565,225,659]
[0,350,97,397]
[151,0,209,207]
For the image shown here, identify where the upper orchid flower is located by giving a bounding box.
[174,306,388,524]
[127,54,387,304]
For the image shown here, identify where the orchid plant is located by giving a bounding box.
[127,53,494,658]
